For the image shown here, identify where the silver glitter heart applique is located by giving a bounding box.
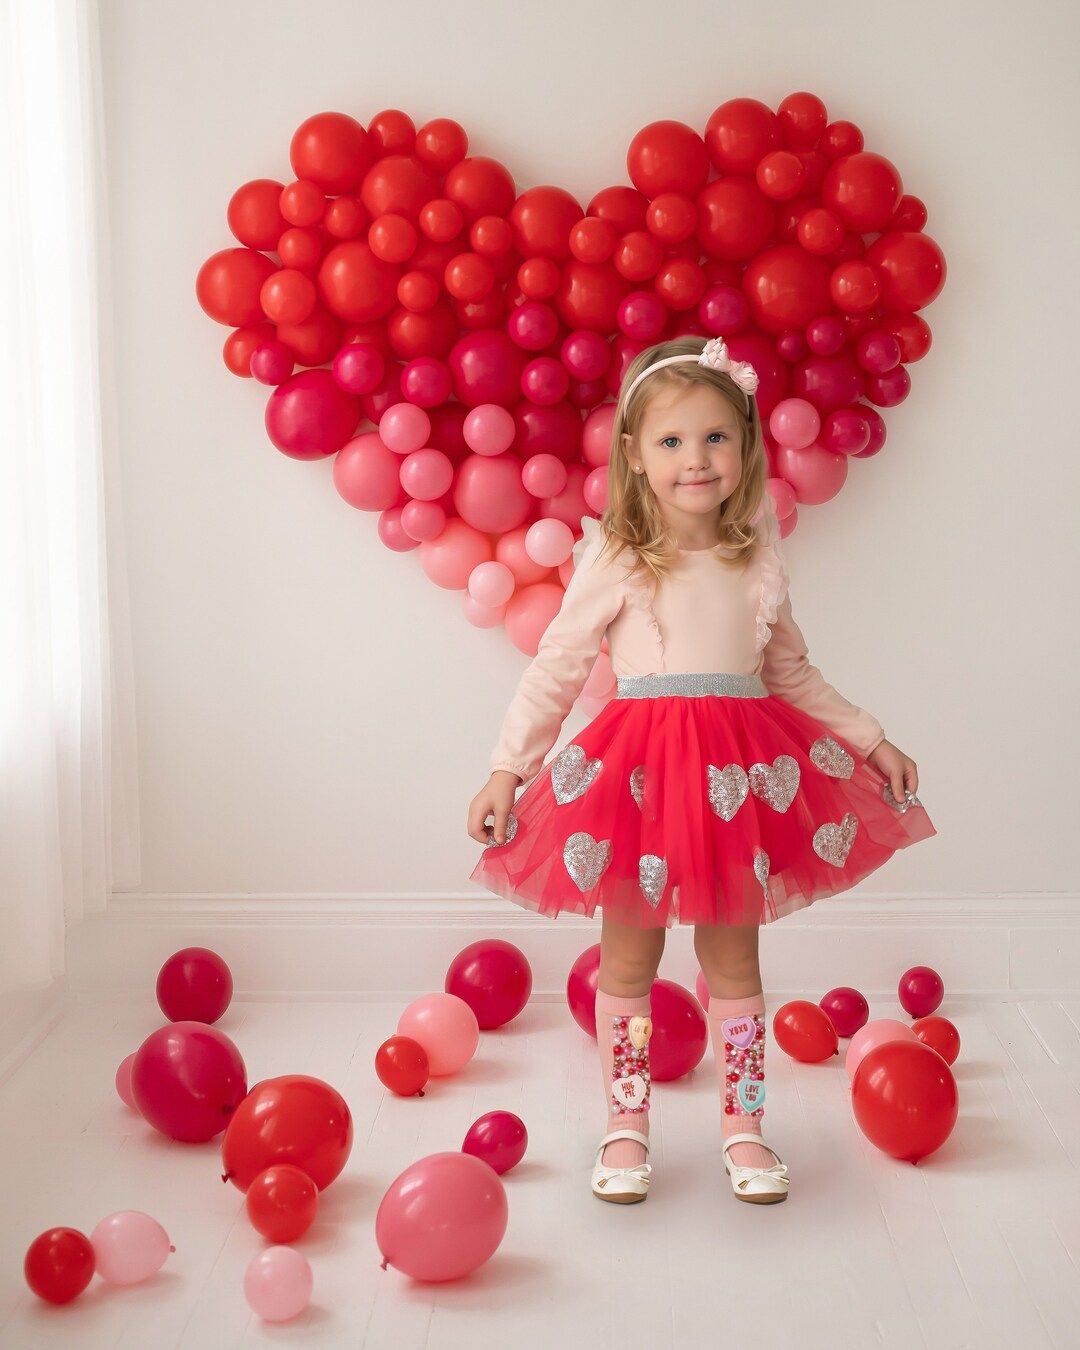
[882,783,922,812]
[809,735,854,780]
[707,763,749,821]
[639,854,667,909]
[563,831,613,891]
[484,813,518,847]
[812,812,858,867]
[551,743,603,804]
[753,847,771,901]
[749,755,800,813]
[629,765,646,811]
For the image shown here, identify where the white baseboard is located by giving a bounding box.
[65,892,1080,1002]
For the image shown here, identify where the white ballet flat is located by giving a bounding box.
[721,1132,790,1204]
[591,1128,652,1203]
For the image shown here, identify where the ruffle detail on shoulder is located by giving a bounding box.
[754,493,790,653]
[622,550,666,670]
[571,513,601,569]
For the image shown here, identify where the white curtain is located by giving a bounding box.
[0,0,140,1017]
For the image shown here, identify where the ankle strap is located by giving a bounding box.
[600,1128,650,1149]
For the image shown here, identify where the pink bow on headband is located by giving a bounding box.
[698,336,760,396]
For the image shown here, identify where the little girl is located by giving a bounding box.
[466,335,937,1206]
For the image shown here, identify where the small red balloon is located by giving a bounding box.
[773,999,839,1061]
[156,946,233,1024]
[911,1015,961,1066]
[851,1040,958,1162]
[245,1164,318,1242]
[222,1074,353,1191]
[24,1228,96,1304]
[375,1035,430,1097]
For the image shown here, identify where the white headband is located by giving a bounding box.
[623,336,760,408]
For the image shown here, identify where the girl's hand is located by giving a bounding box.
[866,739,918,803]
[467,771,521,846]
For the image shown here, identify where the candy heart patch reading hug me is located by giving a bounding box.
[196,99,946,652]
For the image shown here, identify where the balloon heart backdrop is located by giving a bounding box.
[196,96,946,675]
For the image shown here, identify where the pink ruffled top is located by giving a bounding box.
[489,494,886,786]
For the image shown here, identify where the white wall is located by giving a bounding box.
[97,0,1078,920]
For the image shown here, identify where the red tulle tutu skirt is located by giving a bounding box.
[470,672,936,929]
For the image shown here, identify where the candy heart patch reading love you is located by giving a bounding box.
[197,100,946,650]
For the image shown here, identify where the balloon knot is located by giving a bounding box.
[380,1257,389,1271]
[169,1245,176,1253]
[418,1089,425,1097]
[221,1172,230,1184]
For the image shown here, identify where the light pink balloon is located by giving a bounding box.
[376,1151,508,1282]
[244,1246,313,1322]
[769,397,820,450]
[333,433,401,511]
[91,1211,172,1285]
[115,1052,137,1110]
[524,517,574,568]
[583,467,609,516]
[399,447,453,501]
[765,475,797,519]
[844,1018,918,1082]
[773,443,848,505]
[379,402,431,455]
[463,403,515,456]
[397,993,480,1077]
[462,592,507,628]
[582,404,616,468]
[419,519,493,589]
[400,499,446,542]
[468,560,515,607]
[521,453,567,498]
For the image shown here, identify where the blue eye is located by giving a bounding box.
[660,433,726,448]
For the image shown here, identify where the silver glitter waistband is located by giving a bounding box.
[615,672,769,699]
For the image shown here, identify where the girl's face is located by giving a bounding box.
[622,382,744,542]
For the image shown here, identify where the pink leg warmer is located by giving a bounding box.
[706,990,777,1170]
[594,988,652,1169]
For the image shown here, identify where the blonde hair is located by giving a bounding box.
[593,336,769,594]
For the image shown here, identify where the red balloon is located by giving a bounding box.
[245,1164,319,1242]
[645,978,708,1081]
[196,248,278,327]
[851,1040,958,1162]
[375,1035,430,1096]
[131,1022,247,1142]
[704,98,781,176]
[865,230,946,311]
[445,939,532,1029]
[697,178,775,262]
[509,186,582,262]
[228,179,288,251]
[24,1228,95,1304]
[742,245,832,333]
[773,999,839,1061]
[156,946,233,1024]
[290,112,373,195]
[222,1075,353,1191]
[821,151,903,232]
[461,1109,528,1175]
[318,240,399,322]
[627,120,709,198]
[911,1015,961,1066]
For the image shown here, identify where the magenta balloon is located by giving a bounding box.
[818,408,871,455]
[805,314,846,356]
[898,965,945,1019]
[453,453,532,533]
[864,365,911,407]
[400,356,452,407]
[791,353,866,414]
[445,939,533,1029]
[773,443,849,505]
[521,357,570,406]
[333,432,402,510]
[376,1152,508,1282]
[566,943,602,1036]
[131,1022,247,1142]
[617,290,667,341]
[725,332,789,416]
[775,329,808,363]
[507,300,559,351]
[855,331,901,374]
[156,946,233,1024]
[265,370,360,459]
[332,342,384,394]
[697,284,749,336]
[461,1110,528,1175]
[513,400,584,462]
[568,376,609,409]
[250,341,294,385]
[647,978,708,1081]
[115,1053,137,1110]
[819,986,870,1038]
[449,329,526,408]
[852,404,887,458]
[561,329,610,381]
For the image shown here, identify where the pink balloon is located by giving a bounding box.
[765,474,797,519]
[583,466,609,515]
[819,986,870,1038]
[898,965,945,1019]
[773,442,848,505]
[376,1152,508,1282]
[461,1111,528,1174]
[453,453,532,533]
[264,370,360,460]
[445,939,532,1029]
[503,581,564,656]
[131,1022,247,1142]
[418,518,493,588]
[332,342,384,394]
[250,340,294,385]
[461,592,507,628]
[399,447,453,500]
[539,461,591,530]
[243,1246,313,1322]
[581,403,616,468]
[647,978,708,1081]
[524,517,574,568]
[397,993,480,1076]
[463,403,516,456]
[90,1212,172,1286]
[333,432,402,511]
[521,453,568,498]
[379,402,430,455]
[769,397,820,450]
[379,506,423,552]
[565,944,601,1036]
[115,1053,137,1110]
[468,560,515,607]
[844,1018,918,1082]
[400,499,446,542]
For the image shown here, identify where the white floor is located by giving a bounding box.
[1,997,1078,1350]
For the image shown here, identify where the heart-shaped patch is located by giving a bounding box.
[551,743,603,804]
[721,1016,758,1049]
[197,101,946,646]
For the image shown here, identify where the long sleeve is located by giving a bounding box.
[488,532,626,786]
[760,589,886,758]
